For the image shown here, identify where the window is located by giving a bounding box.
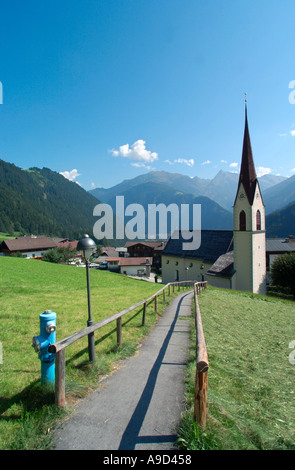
[256,210,261,230]
[239,211,246,231]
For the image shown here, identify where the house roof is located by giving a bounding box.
[56,240,78,249]
[101,247,116,253]
[0,236,56,252]
[207,251,235,278]
[118,257,152,266]
[266,238,295,253]
[162,230,234,264]
[125,241,167,251]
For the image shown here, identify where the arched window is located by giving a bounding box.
[239,210,246,231]
[256,210,261,231]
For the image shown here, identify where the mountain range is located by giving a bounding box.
[89,170,289,214]
[0,158,294,241]
[89,170,295,237]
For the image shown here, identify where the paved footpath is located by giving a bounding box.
[52,291,193,451]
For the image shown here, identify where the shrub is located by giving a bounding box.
[270,252,295,299]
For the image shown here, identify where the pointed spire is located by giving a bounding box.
[237,97,257,204]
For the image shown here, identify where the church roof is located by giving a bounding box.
[235,104,259,205]
[207,250,235,278]
[162,230,233,264]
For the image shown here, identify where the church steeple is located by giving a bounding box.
[235,99,258,205]
[232,98,266,295]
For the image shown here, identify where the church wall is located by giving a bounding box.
[206,275,231,289]
[233,231,253,292]
[161,255,211,284]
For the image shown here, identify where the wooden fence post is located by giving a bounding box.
[142,302,146,326]
[194,370,208,429]
[163,288,166,301]
[55,349,66,407]
[117,317,122,347]
[154,295,158,312]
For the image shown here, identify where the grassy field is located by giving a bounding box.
[177,287,295,450]
[0,256,174,450]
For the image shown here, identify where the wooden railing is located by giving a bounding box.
[48,280,197,407]
[193,281,209,429]
[48,279,209,428]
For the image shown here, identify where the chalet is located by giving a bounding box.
[106,256,152,277]
[0,235,56,258]
[125,241,167,270]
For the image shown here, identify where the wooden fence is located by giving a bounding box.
[193,281,209,428]
[48,280,208,428]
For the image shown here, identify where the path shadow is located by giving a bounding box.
[118,291,192,450]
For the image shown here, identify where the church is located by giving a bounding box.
[161,103,267,295]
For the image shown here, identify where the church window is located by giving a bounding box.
[256,210,261,230]
[239,210,246,231]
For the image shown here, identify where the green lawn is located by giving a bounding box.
[177,287,295,450]
[0,256,172,449]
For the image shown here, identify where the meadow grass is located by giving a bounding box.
[177,286,295,450]
[0,256,177,449]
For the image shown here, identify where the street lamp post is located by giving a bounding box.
[77,234,97,362]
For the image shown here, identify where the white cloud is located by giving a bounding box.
[290,129,295,137]
[256,166,273,177]
[60,169,80,182]
[111,139,158,163]
[229,162,238,168]
[290,168,295,173]
[164,158,194,167]
[131,162,155,170]
[278,133,287,137]
[221,159,227,163]
[174,158,194,167]
[201,160,211,165]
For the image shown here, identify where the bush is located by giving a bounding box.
[43,246,76,264]
[270,252,295,299]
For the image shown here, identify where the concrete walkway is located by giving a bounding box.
[52,291,193,450]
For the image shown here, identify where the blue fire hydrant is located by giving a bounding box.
[32,310,56,386]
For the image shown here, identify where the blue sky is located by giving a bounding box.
[0,0,294,190]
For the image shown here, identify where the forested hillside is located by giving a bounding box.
[0,159,99,239]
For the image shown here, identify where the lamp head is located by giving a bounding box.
[77,234,96,261]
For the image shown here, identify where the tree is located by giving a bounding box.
[271,252,295,299]
[43,247,63,264]
[43,245,76,264]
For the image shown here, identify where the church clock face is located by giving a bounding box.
[239,192,245,200]
[256,192,260,199]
